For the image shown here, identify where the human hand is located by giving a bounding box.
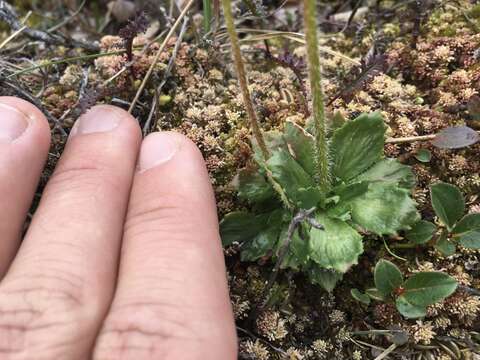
[0,97,237,359]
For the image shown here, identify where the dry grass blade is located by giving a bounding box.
[127,0,195,114]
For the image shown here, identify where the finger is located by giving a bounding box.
[0,97,50,278]
[0,105,141,359]
[94,132,237,360]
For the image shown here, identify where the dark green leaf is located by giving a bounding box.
[402,272,458,307]
[396,296,427,319]
[374,259,404,298]
[405,220,436,244]
[459,231,480,249]
[354,158,416,189]
[328,182,369,219]
[265,149,317,208]
[283,121,315,176]
[414,149,432,163]
[351,289,371,305]
[452,213,480,234]
[307,265,343,292]
[309,213,363,273]
[237,168,274,204]
[452,214,480,249]
[330,112,386,182]
[435,231,456,256]
[220,212,267,246]
[430,183,465,230]
[350,184,420,235]
[241,210,284,261]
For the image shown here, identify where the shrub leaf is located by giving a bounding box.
[402,272,458,307]
[430,182,465,230]
[396,296,427,319]
[374,259,403,298]
[405,220,436,244]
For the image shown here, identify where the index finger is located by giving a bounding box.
[93,132,237,359]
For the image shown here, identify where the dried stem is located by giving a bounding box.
[127,0,194,114]
[221,0,269,159]
[303,0,330,193]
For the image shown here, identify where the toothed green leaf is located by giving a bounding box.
[309,213,363,273]
[307,266,343,292]
[330,112,386,182]
[283,121,316,176]
[354,158,416,189]
[350,184,420,235]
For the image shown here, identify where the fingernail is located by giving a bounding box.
[138,132,181,171]
[0,103,29,142]
[71,105,122,136]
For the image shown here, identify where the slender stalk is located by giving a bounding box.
[303,0,330,192]
[221,0,269,159]
[203,0,212,33]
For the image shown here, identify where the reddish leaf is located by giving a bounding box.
[432,126,479,149]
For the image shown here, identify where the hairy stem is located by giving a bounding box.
[303,0,330,192]
[203,0,212,32]
[221,0,269,159]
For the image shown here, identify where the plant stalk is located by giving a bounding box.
[203,0,212,33]
[303,0,330,192]
[221,0,269,159]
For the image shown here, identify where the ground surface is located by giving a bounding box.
[1,0,480,359]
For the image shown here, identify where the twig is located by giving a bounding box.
[143,91,158,136]
[383,239,407,262]
[156,17,189,94]
[374,343,397,360]
[8,50,126,78]
[0,1,98,52]
[128,0,195,114]
[144,17,189,135]
[47,0,87,32]
[386,134,436,144]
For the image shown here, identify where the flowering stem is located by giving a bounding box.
[221,0,269,159]
[303,0,330,193]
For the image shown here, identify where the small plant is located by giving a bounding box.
[220,113,421,291]
[220,0,420,292]
[405,182,480,255]
[351,259,458,319]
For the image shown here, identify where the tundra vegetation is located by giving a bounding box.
[1,0,479,358]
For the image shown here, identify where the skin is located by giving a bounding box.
[0,96,237,359]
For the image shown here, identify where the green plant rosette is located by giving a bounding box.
[220,113,420,291]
